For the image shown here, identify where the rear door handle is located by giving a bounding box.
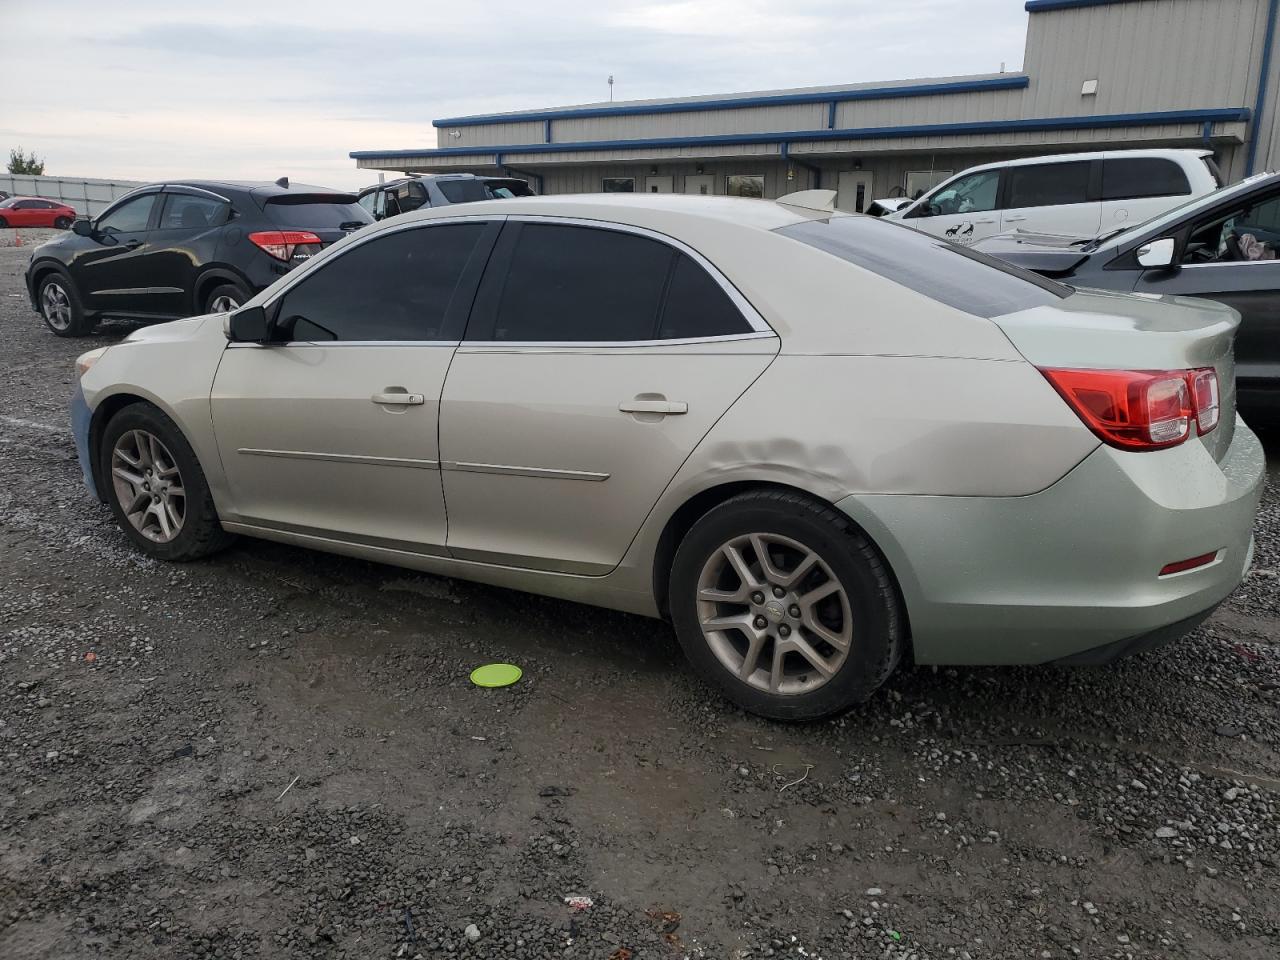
[1004,216,1027,223]
[619,399,688,415]
[371,391,424,405]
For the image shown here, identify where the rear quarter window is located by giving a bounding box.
[776,216,1071,318]
[1101,158,1192,201]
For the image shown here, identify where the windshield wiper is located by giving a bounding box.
[1080,227,1127,252]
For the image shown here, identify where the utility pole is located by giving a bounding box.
[608,75,614,102]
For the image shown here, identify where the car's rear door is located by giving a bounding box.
[144,188,233,315]
[999,160,1101,237]
[436,218,779,575]
[210,219,499,549]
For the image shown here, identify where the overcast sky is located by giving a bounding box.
[1,1,1029,191]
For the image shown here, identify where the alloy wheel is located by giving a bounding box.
[41,282,72,331]
[110,429,186,543]
[209,294,240,313]
[696,532,853,695]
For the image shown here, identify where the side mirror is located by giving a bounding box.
[226,305,268,342]
[72,218,93,237]
[1136,237,1176,269]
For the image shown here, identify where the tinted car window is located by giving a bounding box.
[777,216,1070,318]
[273,223,486,341]
[159,194,228,230]
[487,224,673,341]
[1006,161,1092,208]
[438,180,492,204]
[395,182,428,212]
[658,254,752,339]
[263,194,373,229]
[1101,158,1191,201]
[98,194,158,233]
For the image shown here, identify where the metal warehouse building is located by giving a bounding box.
[351,0,1280,209]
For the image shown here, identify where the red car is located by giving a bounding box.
[0,196,78,229]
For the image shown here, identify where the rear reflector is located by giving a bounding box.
[248,230,323,262]
[1159,551,1219,576]
[1039,367,1220,451]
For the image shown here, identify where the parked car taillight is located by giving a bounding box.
[248,230,323,262]
[1039,367,1220,451]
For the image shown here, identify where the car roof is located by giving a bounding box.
[955,148,1212,176]
[358,173,503,194]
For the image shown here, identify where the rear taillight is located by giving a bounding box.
[248,230,322,262]
[1039,367,1220,451]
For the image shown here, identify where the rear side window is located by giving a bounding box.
[438,180,492,204]
[1006,161,1092,208]
[273,223,486,341]
[159,194,228,230]
[1101,158,1192,201]
[264,194,373,229]
[658,254,752,339]
[777,216,1070,318]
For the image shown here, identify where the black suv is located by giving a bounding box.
[356,173,533,221]
[25,179,373,337]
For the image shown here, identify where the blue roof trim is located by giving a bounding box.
[1025,0,1137,11]
[431,76,1030,128]
[352,108,1251,162]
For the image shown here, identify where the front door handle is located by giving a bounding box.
[619,398,688,415]
[371,391,424,405]
[1004,215,1027,223]
[124,239,143,249]
[974,218,996,224]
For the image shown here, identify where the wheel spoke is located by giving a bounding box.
[769,645,785,693]
[698,585,749,604]
[799,579,841,608]
[111,465,145,488]
[163,499,182,531]
[739,633,767,680]
[788,636,837,678]
[802,611,852,652]
[166,485,185,499]
[722,542,763,592]
[702,612,756,633]
[152,501,172,538]
[124,491,150,515]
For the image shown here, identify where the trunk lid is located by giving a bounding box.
[971,230,1093,275]
[994,287,1240,460]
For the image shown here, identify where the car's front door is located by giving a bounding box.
[73,191,163,316]
[900,169,1002,245]
[210,219,499,549]
[998,160,1101,237]
[437,219,779,575]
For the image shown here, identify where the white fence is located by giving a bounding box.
[0,175,145,217]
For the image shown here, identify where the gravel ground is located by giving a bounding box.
[1,234,1278,959]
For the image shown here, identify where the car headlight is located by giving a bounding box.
[75,347,109,378]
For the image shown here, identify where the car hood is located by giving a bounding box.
[972,230,1094,274]
[121,314,213,344]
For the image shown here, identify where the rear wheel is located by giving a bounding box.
[54,216,72,229]
[99,403,236,561]
[203,282,250,315]
[38,273,91,337]
[670,490,903,720]
[0,216,8,228]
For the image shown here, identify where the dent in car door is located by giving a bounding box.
[438,220,779,575]
[210,220,499,549]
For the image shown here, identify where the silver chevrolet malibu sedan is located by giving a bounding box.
[70,192,1264,719]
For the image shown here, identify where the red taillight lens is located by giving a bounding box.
[1040,367,1220,451]
[248,230,323,262]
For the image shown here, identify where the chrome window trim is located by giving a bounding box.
[225,340,462,349]
[92,286,184,296]
[456,331,777,351]
[162,185,233,204]
[1180,259,1280,269]
[478,214,775,342]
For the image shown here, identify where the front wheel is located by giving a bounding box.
[669,490,903,720]
[99,403,236,561]
[38,273,92,337]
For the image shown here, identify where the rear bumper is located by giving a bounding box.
[836,420,1265,665]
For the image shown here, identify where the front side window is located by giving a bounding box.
[97,194,158,234]
[726,175,765,199]
[1006,161,1092,209]
[777,216,1070,318]
[905,169,952,200]
[602,178,634,193]
[273,223,486,341]
[1101,158,1191,201]
[919,170,999,216]
[159,194,228,230]
[1182,191,1280,263]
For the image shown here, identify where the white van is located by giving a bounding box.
[883,149,1223,245]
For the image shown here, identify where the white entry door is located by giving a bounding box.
[683,175,715,196]
[837,171,874,214]
[646,176,673,193]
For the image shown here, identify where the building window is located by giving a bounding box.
[602,178,635,193]
[725,175,764,199]
[905,169,952,200]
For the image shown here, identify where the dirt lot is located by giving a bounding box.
[1,231,1278,959]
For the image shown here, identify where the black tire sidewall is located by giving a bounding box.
[55,216,71,229]
[204,282,250,314]
[98,404,220,561]
[670,495,898,721]
[38,271,90,337]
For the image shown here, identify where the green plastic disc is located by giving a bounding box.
[470,663,523,688]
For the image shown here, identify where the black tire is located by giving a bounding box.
[203,281,251,315]
[54,216,72,229]
[0,216,8,228]
[98,403,237,562]
[669,489,903,720]
[37,271,92,337]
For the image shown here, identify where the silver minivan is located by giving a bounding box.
[884,149,1222,245]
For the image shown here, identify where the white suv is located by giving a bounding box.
[884,149,1222,245]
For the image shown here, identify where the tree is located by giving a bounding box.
[7,148,45,176]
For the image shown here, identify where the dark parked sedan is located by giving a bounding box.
[25,179,373,337]
[974,171,1280,418]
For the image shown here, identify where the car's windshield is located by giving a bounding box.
[778,215,1071,318]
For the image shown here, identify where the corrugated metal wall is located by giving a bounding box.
[0,175,144,216]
